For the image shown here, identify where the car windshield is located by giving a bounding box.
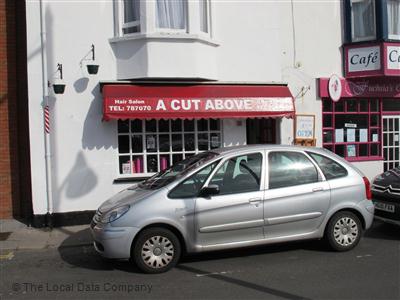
[138,151,220,190]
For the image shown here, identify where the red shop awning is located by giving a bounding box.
[102,83,295,120]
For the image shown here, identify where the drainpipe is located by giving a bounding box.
[39,0,53,228]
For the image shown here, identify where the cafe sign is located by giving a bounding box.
[344,42,400,77]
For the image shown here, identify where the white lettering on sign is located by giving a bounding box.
[156,99,166,110]
[107,98,294,114]
[387,46,400,70]
[348,46,381,72]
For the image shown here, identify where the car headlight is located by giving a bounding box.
[100,205,130,223]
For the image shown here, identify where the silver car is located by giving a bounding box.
[91,145,375,273]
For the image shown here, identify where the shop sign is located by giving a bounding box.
[104,97,294,120]
[344,42,400,77]
[319,77,400,99]
[347,46,381,73]
[328,74,342,102]
[387,46,400,70]
[102,84,296,120]
[295,114,315,139]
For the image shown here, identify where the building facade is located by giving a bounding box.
[1,0,398,225]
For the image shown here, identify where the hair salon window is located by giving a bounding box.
[350,0,376,42]
[117,119,222,176]
[322,98,382,161]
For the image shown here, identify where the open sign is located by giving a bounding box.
[295,114,315,140]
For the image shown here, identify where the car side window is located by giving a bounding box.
[268,152,319,189]
[168,162,218,198]
[208,153,262,195]
[307,152,348,180]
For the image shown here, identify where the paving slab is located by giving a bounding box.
[0,219,91,251]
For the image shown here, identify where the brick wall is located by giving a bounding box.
[0,0,31,220]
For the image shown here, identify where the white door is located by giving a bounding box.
[383,116,400,171]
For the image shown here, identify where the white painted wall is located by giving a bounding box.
[25,1,384,214]
[26,1,122,214]
[278,1,344,146]
[353,161,383,182]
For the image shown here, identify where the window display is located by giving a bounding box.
[117,118,222,176]
[322,98,382,160]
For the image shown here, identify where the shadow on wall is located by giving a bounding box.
[109,39,148,79]
[73,77,89,93]
[81,83,116,150]
[58,152,98,201]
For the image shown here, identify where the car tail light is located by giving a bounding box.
[363,176,372,200]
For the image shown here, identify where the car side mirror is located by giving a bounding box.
[199,184,220,197]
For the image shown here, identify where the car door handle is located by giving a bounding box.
[249,198,262,206]
[312,187,324,192]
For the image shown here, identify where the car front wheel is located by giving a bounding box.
[132,227,181,274]
[326,211,362,251]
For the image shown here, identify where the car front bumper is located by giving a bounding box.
[90,223,141,259]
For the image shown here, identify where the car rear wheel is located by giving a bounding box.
[132,227,181,274]
[326,211,362,251]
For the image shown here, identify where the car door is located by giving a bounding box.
[263,150,330,239]
[195,151,265,246]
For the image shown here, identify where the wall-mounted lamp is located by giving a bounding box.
[49,63,66,94]
[80,44,99,75]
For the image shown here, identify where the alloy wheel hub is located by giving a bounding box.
[141,236,174,269]
[333,217,358,246]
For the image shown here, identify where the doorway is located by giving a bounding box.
[246,118,277,144]
[383,116,400,171]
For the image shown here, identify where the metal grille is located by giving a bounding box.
[92,209,103,226]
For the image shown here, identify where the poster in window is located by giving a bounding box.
[359,129,368,142]
[347,129,356,142]
[372,134,379,142]
[335,129,344,143]
[211,136,220,148]
[295,115,315,139]
[122,162,131,174]
[146,135,156,150]
[347,145,356,157]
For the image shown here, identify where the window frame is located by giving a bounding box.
[206,152,264,196]
[266,150,322,190]
[306,151,349,180]
[322,98,383,162]
[350,0,377,42]
[118,0,141,36]
[387,0,400,40]
[155,0,188,33]
[117,118,223,178]
[202,151,266,195]
[115,0,212,37]
[168,160,219,199]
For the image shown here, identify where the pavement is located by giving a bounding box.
[0,219,91,252]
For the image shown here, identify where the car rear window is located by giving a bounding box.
[307,152,348,180]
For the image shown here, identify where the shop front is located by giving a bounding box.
[319,77,400,172]
[101,82,294,178]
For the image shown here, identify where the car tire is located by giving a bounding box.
[325,211,363,252]
[132,227,181,274]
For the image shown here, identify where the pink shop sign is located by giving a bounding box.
[319,77,400,99]
[344,42,400,78]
